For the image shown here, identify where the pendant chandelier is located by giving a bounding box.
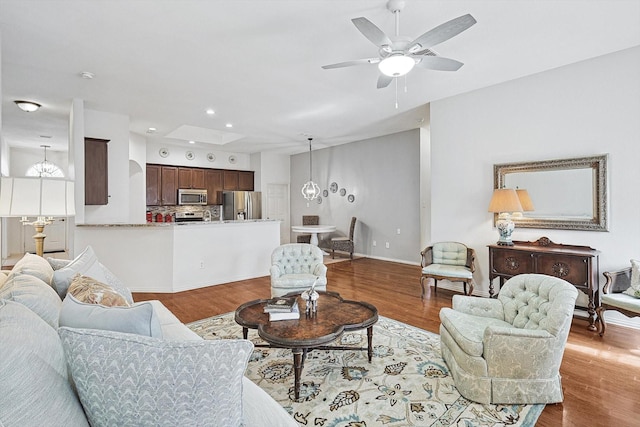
[301,137,320,201]
[26,145,64,178]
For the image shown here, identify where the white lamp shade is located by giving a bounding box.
[0,177,75,217]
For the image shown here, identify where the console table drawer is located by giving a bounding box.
[490,249,534,276]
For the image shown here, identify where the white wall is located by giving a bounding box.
[252,151,291,243]
[290,130,421,263]
[430,46,640,298]
[129,133,147,223]
[8,146,69,177]
[145,140,250,170]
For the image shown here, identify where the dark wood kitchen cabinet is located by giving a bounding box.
[146,164,162,206]
[205,169,223,205]
[147,165,178,206]
[178,167,205,189]
[223,170,254,191]
[160,166,178,205]
[238,171,254,191]
[85,138,109,205]
[488,237,600,331]
[223,170,239,190]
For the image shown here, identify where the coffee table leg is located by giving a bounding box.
[242,327,248,340]
[292,349,304,401]
[367,326,373,362]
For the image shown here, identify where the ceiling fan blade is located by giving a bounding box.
[322,58,380,69]
[377,74,393,89]
[415,56,464,71]
[408,14,477,52]
[352,17,392,48]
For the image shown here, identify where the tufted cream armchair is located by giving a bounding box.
[439,274,578,404]
[270,244,328,297]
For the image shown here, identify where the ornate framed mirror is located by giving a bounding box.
[493,154,608,231]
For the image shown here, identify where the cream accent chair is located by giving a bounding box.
[439,274,578,404]
[270,243,327,297]
[420,242,475,298]
[596,263,640,336]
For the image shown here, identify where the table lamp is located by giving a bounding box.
[512,188,535,219]
[0,177,75,257]
[488,188,523,246]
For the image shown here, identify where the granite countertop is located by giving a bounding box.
[76,219,280,227]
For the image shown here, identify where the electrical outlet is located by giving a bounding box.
[385,242,390,249]
[396,228,401,235]
[199,261,205,269]
[373,240,377,247]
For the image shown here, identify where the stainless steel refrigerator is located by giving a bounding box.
[222,191,262,220]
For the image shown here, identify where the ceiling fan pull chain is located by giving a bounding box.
[395,78,399,109]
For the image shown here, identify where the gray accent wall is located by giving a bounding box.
[290,129,421,264]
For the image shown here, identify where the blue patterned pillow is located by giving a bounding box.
[58,328,253,427]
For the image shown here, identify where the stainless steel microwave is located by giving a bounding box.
[178,189,207,205]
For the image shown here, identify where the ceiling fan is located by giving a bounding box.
[322,0,476,89]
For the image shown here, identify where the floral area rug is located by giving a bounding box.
[188,314,544,427]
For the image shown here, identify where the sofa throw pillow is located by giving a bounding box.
[68,274,129,307]
[0,273,62,328]
[0,300,89,427]
[623,259,640,298]
[47,257,72,271]
[51,246,133,304]
[8,252,54,285]
[0,271,8,289]
[59,294,163,338]
[58,327,253,427]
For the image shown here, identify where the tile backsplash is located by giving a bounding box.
[146,205,221,222]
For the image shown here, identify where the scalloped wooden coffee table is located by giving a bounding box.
[235,291,378,401]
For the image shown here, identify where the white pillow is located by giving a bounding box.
[8,253,54,285]
[0,273,62,328]
[52,246,133,303]
[59,294,163,338]
[58,327,253,427]
[622,259,640,298]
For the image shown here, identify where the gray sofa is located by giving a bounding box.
[0,250,297,427]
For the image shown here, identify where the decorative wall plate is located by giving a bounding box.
[322,189,328,197]
[228,155,237,164]
[206,153,216,162]
[330,182,338,193]
[339,188,346,196]
[347,194,355,203]
[159,148,169,158]
[316,196,322,204]
[185,151,195,160]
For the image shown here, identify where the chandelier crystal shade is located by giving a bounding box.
[301,138,320,201]
[26,145,64,178]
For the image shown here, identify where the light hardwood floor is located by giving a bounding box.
[134,258,640,427]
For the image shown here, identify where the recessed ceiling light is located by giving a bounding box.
[14,100,41,112]
[147,127,157,133]
[206,109,215,115]
[80,71,95,79]
[225,123,233,128]
[188,140,195,144]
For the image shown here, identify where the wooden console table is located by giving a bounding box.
[488,237,600,331]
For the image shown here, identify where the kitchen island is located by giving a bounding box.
[75,220,280,293]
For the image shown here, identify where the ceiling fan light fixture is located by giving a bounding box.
[14,100,41,112]
[378,55,415,77]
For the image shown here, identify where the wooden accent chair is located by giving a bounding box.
[331,217,356,259]
[296,215,319,243]
[596,264,640,336]
[420,242,475,298]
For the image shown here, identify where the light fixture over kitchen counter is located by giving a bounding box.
[301,137,320,201]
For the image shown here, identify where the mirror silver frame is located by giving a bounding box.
[494,154,608,231]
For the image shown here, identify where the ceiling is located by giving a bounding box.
[1,0,639,155]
